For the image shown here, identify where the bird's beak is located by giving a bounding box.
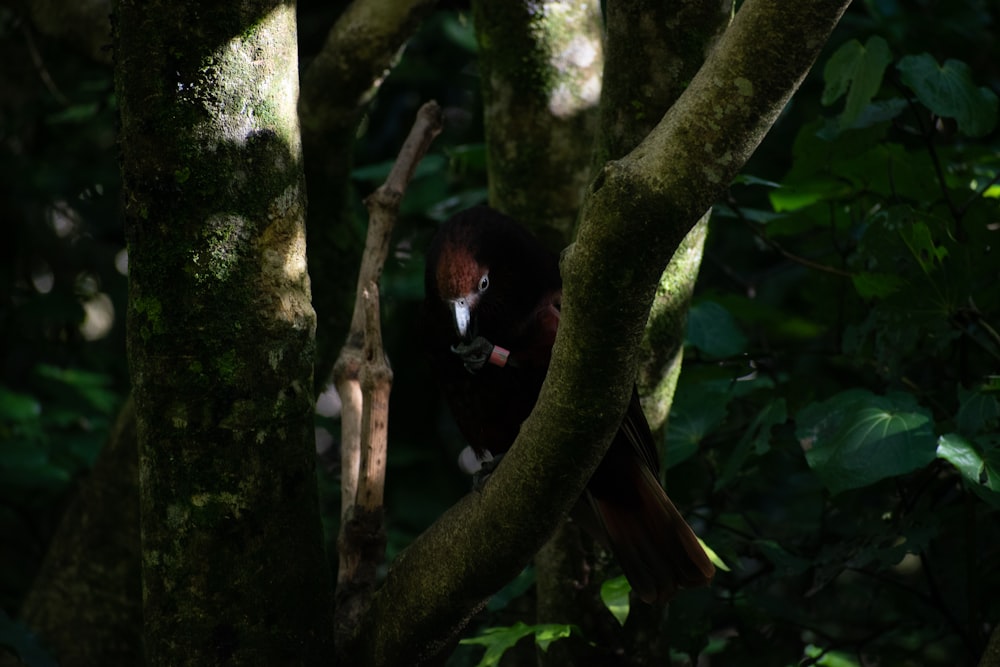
[449,298,471,340]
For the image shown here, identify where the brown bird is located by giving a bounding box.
[424,205,714,602]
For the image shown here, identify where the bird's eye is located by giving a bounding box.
[478,274,489,292]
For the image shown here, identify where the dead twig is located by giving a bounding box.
[333,100,444,645]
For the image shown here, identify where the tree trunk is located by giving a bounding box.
[472,0,603,249]
[116,2,334,664]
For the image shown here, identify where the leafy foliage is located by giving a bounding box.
[660,4,1000,663]
[459,622,578,667]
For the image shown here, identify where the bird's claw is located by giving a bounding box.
[472,452,503,490]
[451,336,495,374]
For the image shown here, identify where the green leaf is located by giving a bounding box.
[936,433,1000,509]
[956,387,1000,436]
[897,55,999,137]
[686,301,748,359]
[937,433,984,484]
[803,643,862,667]
[460,623,576,667]
[822,37,893,129]
[0,386,41,422]
[600,576,631,626]
[798,390,937,494]
[699,536,730,572]
[534,624,574,652]
[666,384,730,468]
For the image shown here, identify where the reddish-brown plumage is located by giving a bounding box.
[424,205,714,602]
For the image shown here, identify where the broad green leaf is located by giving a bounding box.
[599,576,631,626]
[897,55,999,137]
[460,623,535,667]
[822,37,893,129]
[936,433,984,483]
[936,433,1000,509]
[956,387,1000,436]
[798,390,936,494]
[686,301,748,359]
[666,383,730,467]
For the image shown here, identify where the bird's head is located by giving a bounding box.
[425,206,561,346]
[434,240,490,341]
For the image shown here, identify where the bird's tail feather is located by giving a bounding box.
[589,462,714,603]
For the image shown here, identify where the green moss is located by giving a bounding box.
[133,296,166,337]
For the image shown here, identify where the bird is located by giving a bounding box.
[423,205,715,603]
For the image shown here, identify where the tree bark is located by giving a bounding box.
[595,0,732,435]
[536,3,730,663]
[471,0,603,249]
[349,1,851,664]
[117,2,334,664]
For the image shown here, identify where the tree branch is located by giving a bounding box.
[334,101,443,647]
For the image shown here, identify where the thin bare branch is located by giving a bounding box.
[333,101,444,649]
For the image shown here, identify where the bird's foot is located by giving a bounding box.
[451,336,497,373]
[473,452,504,490]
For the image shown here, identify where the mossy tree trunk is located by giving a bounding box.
[472,0,603,250]
[117,2,334,664]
